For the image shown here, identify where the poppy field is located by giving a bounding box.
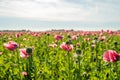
[0,30,120,80]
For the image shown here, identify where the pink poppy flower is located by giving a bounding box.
[54,35,63,41]
[107,30,113,34]
[101,29,104,33]
[21,71,27,77]
[19,48,29,58]
[84,38,90,41]
[99,36,106,41]
[33,33,39,37]
[41,32,46,34]
[49,43,57,48]
[99,32,103,36]
[65,30,69,32]
[0,32,2,35]
[0,52,3,55]
[103,50,120,62]
[72,35,77,40]
[4,41,18,51]
[15,33,20,38]
[82,32,87,36]
[60,42,73,51]
[76,43,80,47]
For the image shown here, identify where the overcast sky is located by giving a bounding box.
[0,0,120,31]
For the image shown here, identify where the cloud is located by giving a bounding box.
[0,0,120,22]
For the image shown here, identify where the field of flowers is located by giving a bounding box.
[0,30,120,80]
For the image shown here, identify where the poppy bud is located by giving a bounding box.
[26,48,32,55]
[67,35,71,38]
[114,41,118,46]
[47,33,50,36]
[76,49,82,56]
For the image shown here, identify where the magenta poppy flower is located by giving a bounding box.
[4,41,18,51]
[19,48,29,58]
[60,42,73,51]
[54,35,63,41]
[103,50,120,62]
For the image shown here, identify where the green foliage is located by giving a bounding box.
[0,31,120,80]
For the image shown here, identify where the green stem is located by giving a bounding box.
[78,56,81,79]
[115,63,118,79]
[11,54,14,80]
[26,59,29,79]
[29,56,32,79]
[67,51,71,80]
[110,63,113,80]
[16,49,21,79]
[26,58,31,79]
